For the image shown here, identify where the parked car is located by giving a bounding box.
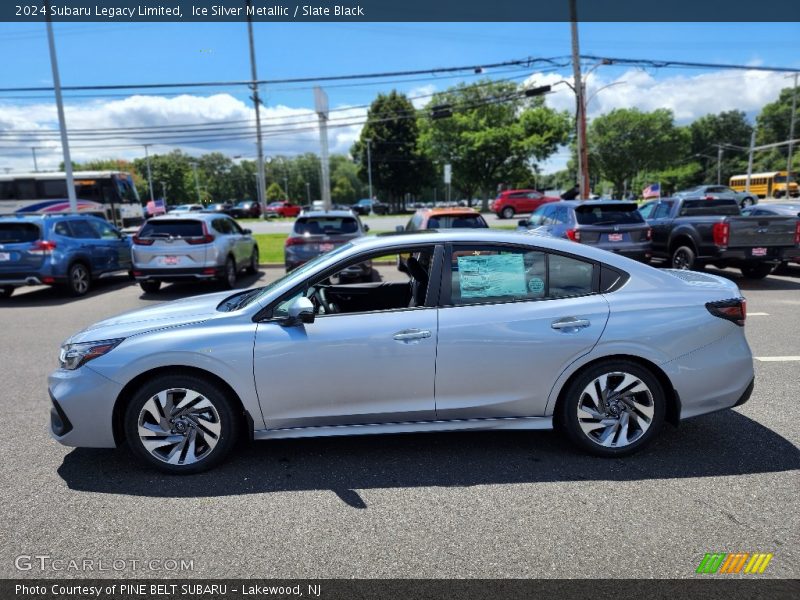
[284,211,371,281]
[0,214,132,298]
[401,207,489,231]
[205,202,234,215]
[741,203,800,271]
[674,185,758,209]
[229,200,261,219]
[50,229,755,473]
[353,198,389,215]
[131,214,259,293]
[493,189,560,219]
[519,201,652,262]
[639,197,800,278]
[264,201,302,219]
[168,204,205,215]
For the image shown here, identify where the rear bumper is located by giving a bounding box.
[0,274,44,287]
[132,266,223,282]
[704,246,800,264]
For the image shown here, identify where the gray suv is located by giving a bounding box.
[132,214,259,293]
[674,185,757,208]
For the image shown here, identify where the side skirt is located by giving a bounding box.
[254,416,553,441]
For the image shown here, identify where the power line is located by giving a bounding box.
[580,55,800,74]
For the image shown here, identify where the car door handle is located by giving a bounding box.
[551,318,591,331]
[393,329,432,342]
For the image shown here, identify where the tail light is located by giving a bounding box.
[706,298,746,326]
[712,222,729,247]
[645,227,652,241]
[565,229,581,242]
[132,236,154,246]
[285,236,307,247]
[794,220,800,245]
[186,222,215,245]
[29,240,56,255]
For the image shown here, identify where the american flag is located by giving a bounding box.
[146,198,166,216]
[642,183,661,199]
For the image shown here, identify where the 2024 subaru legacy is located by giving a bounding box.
[49,230,754,473]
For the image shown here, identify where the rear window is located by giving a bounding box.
[428,214,488,228]
[139,220,204,238]
[575,204,644,225]
[0,222,40,243]
[679,199,741,217]
[294,217,359,235]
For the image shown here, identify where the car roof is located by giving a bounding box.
[149,212,224,222]
[555,200,639,208]
[0,213,100,223]
[418,207,480,216]
[298,210,358,218]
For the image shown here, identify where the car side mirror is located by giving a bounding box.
[518,219,529,228]
[286,296,315,325]
[395,225,405,232]
[242,228,252,234]
[363,224,370,232]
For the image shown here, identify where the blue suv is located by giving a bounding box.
[0,214,132,298]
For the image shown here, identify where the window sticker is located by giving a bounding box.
[456,253,527,298]
[528,277,545,295]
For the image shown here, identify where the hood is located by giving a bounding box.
[65,290,237,345]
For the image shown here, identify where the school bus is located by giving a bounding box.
[729,171,799,199]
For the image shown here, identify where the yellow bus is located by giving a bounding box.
[729,171,799,199]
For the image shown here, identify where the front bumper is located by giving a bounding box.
[48,365,123,448]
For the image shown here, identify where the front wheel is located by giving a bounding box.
[500,207,515,219]
[559,360,666,457]
[246,246,259,275]
[124,374,239,474]
[671,245,696,270]
[740,264,774,279]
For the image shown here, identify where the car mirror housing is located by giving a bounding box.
[364,224,370,232]
[242,228,252,234]
[396,225,405,232]
[518,219,529,228]
[286,296,315,325]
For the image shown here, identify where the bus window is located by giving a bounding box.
[15,179,37,200]
[38,179,68,198]
[114,175,139,204]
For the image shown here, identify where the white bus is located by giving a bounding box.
[0,171,145,228]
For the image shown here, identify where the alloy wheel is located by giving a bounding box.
[576,371,655,448]
[70,264,89,295]
[225,258,236,287]
[672,249,691,269]
[137,388,222,465]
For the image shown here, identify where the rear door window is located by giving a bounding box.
[442,214,488,228]
[213,218,233,234]
[139,220,204,238]
[0,222,40,243]
[651,202,673,219]
[575,204,644,225]
[69,219,100,239]
[295,217,358,235]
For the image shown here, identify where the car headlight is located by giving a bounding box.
[59,338,124,370]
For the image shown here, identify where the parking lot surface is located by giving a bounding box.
[0,264,798,578]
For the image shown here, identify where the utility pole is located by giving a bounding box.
[143,144,155,202]
[31,147,38,172]
[45,3,77,214]
[192,162,202,204]
[246,0,267,216]
[569,0,589,200]
[787,73,798,186]
[746,129,756,193]
[717,145,723,185]
[305,181,311,204]
[365,138,374,199]
[315,86,332,210]
[161,181,167,204]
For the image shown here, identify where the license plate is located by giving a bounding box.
[319,243,334,252]
[0,252,10,261]
[752,247,767,257]
[162,255,179,265]
[608,233,623,242]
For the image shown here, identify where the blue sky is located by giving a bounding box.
[1,21,798,171]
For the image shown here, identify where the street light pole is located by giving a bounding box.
[143,144,155,203]
[45,3,77,214]
[746,129,756,193]
[192,163,202,204]
[717,145,723,185]
[31,147,38,172]
[365,138,374,199]
[787,73,798,185]
[246,0,267,216]
[569,0,589,200]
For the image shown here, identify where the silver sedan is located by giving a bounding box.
[49,230,755,473]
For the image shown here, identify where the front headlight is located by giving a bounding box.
[59,338,124,370]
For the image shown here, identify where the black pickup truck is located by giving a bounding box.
[639,197,800,278]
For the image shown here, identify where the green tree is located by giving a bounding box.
[419,80,571,209]
[131,149,194,205]
[331,173,356,204]
[588,108,689,196]
[755,86,800,173]
[689,111,752,185]
[266,181,285,202]
[197,152,234,201]
[352,90,433,209]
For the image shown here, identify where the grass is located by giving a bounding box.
[254,231,391,264]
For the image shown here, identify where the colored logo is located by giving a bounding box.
[696,552,773,574]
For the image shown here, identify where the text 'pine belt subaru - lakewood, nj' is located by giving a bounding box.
[50,230,754,473]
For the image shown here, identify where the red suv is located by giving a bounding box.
[493,189,559,219]
[265,201,301,218]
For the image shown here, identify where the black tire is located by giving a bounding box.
[220,256,237,289]
[740,196,755,208]
[66,262,91,297]
[139,280,161,294]
[558,359,666,457]
[500,206,515,219]
[124,373,239,474]
[0,286,13,298]
[671,245,696,270]
[246,246,259,275]
[740,264,774,279]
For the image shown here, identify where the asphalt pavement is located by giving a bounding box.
[0,264,798,579]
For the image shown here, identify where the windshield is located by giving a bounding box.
[139,219,204,238]
[114,174,140,204]
[294,216,359,235]
[232,243,354,310]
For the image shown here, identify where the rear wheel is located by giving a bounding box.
[500,206,515,219]
[246,246,259,275]
[0,286,13,298]
[559,360,665,457]
[671,245,696,270]
[740,264,773,279]
[220,256,237,289]
[66,262,91,296]
[139,280,161,294]
[124,374,239,474]
[740,196,755,208]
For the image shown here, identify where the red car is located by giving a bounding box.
[265,201,301,218]
[493,189,559,219]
